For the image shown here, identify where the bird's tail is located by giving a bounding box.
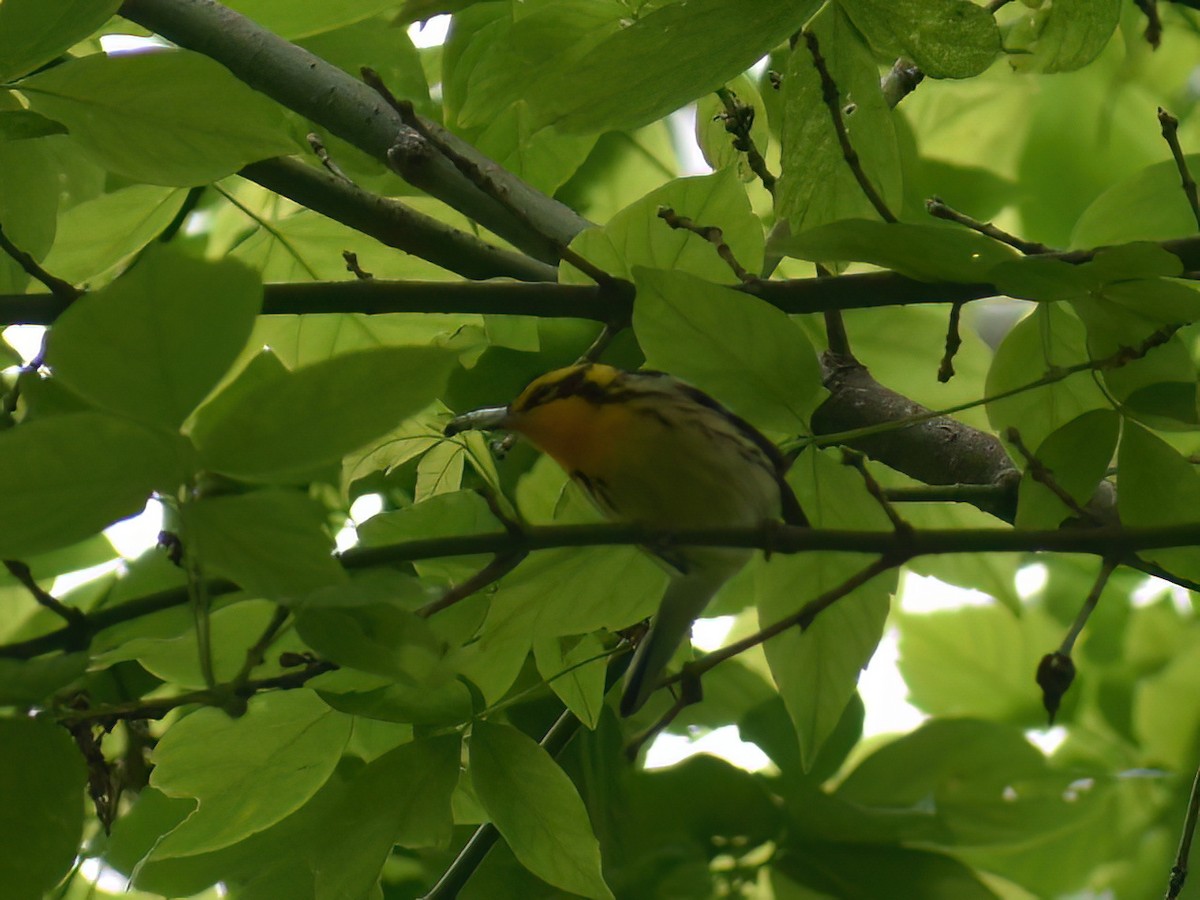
[620,570,726,716]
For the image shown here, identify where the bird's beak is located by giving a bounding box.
[444,406,510,437]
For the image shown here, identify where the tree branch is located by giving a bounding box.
[240,158,559,282]
[117,0,590,262]
[9,516,1200,662]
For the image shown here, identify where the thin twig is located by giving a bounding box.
[231,605,291,689]
[1136,0,1163,49]
[841,450,910,533]
[56,658,337,724]
[803,30,897,223]
[576,323,622,364]
[1005,427,1102,524]
[926,196,1054,255]
[1037,557,1117,722]
[3,560,89,630]
[656,206,755,282]
[663,555,901,691]
[1168,762,1200,898]
[816,263,855,360]
[714,86,776,194]
[938,301,965,383]
[416,550,527,618]
[361,67,619,287]
[1159,108,1200,231]
[0,223,81,303]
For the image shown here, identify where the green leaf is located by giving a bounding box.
[1004,0,1121,74]
[533,633,609,729]
[757,449,895,769]
[20,50,297,186]
[772,219,1018,283]
[470,721,613,900]
[96,600,306,689]
[1072,154,1200,248]
[838,718,1091,845]
[317,672,474,726]
[149,690,352,858]
[0,717,85,898]
[194,346,457,481]
[775,843,998,899]
[776,3,902,232]
[295,598,448,684]
[357,489,500,583]
[183,490,347,600]
[0,653,87,705]
[0,109,68,140]
[129,737,460,899]
[840,0,1001,79]
[633,267,825,434]
[525,0,818,133]
[446,2,625,129]
[220,0,400,39]
[565,168,765,284]
[0,0,120,82]
[1117,423,1200,583]
[0,412,180,558]
[0,140,59,293]
[40,185,188,285]
[45,247,261,429]
[1015,409,1119,529]
[898,604,1060,723]
[460,545,663,704]
[985,303,1108,452]
[1134,639,1200,770]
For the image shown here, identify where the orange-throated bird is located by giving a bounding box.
[445,363,806,715]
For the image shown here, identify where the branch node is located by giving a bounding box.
[803,30,896,223]
[925,196,1054,255]
[1158,107,1200,231]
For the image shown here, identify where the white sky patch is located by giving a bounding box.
[644,725,772,772]
[408,15,451,49]
[690,615,734,651]
[899,571,995,614]
[336,492,385,552]
[53,559,123,597]
[3,324,45,364]
[668,105,712,176]
[1016,562,1048,598]
[1025,724,1068,756]
[99,33,170,55]
[104,498,164,558]
[1132,575,1193,614]
[859,627,926,737]
[78,857,131,894]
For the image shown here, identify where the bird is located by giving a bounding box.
[444,362,806,716]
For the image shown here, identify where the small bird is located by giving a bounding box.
[445,363,806,715]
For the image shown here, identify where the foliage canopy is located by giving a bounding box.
[2,1,1200,898]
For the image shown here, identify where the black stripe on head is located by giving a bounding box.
[514,364,614,412]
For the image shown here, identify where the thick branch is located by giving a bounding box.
[117,0,589,262]
[812,355,1020,517]
[240,158,558,282]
